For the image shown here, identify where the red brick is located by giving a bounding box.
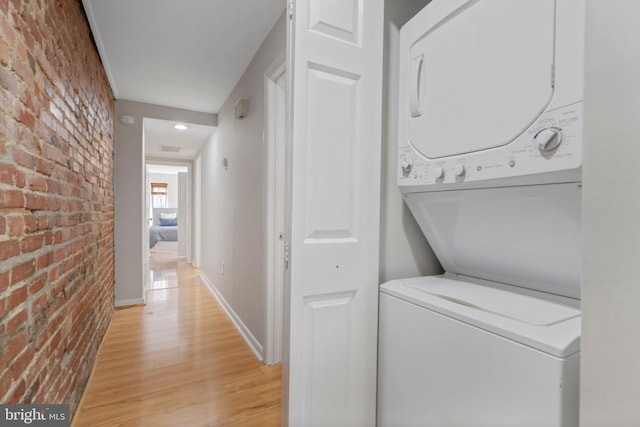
[0,88,9,114]
[36,252,53,269]
[12,57,35,91]
[0,331,28,369]
[46,177,61,194]
[8,379,25,403]
[28,273,47,295]
[0,162,15,185]
[36,214,50,231]
[7,215,24,236]
[23,214,38,233]
[20,234,43,253]
[24,193,47,210]
[0,65,18,93]
[8,284,28,308]
[6,308,27,336]
[0,240,19,260]
[0,297,7,320]
[11,345,35,381]
[20,88,41,118]
[0,216,5,234]
[27,175,47,192]
[0,367,12,399]
[0,190,23,208]
[11,145,34,169]
[11,259,35,285]
[30,293,47,314]
[16,123,40,153]
[34,157,52,176]
[0,37,9,67]
[0,271,9,292]
[44,144,67,166]
[16,102,35,128]
[14,168,25,187]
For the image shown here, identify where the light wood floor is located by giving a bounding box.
[72,252,282,426]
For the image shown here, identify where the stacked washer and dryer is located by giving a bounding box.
[378,0,584,426]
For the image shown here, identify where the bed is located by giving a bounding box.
[149,208,178,248]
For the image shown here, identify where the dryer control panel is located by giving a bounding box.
[398,103,582,191]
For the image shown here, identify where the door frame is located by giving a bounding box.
[144,159,193,264]
[264,51,287,365]
[193,154,202,268]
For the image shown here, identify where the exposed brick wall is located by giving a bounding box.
[0,0,114,413]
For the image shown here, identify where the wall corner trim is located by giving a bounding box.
[200,272,264,362]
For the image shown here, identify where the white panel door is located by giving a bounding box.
[284,0,384,425]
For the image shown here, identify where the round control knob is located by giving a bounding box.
[454,164,465,177]
[401,158,413,177]
[535,127,563,152]
[433,166,444,179]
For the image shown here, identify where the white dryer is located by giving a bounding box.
[378,0,584,426]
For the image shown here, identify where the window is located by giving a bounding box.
[151,182,168,208]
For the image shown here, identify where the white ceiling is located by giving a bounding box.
[83,0,285,161]
[82,0,286,114]
[143,118,215,161]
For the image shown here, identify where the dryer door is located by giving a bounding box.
[405,0,555,159]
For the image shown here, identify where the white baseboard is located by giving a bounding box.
[199,272,264,362]
[115,297,145,307]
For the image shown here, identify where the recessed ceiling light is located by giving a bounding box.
[174,124,188,130]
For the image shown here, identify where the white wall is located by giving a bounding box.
[379,0,441,283]
[149,172,179,208]
[198,14,286,350]
[113,100,215,305]
[581,1,640,425]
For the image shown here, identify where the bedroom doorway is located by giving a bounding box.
[146,162,191,290]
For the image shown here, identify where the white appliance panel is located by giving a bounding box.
[398,0,585,190]
[378,291,580,427]
[408,0,554,159]
[381,275,581,357]
[404,183,582,298]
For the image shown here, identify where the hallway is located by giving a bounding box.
[72,254,282,426]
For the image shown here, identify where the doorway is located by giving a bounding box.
[264,55,287,365]
[145,162,189,290]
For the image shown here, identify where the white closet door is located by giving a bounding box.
[283,0,384,425]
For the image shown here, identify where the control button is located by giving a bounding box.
[454,164,465,177]
[401,158,413,177]
[433,167,444,179]
[535,127,563,152]
[508,160,516,168]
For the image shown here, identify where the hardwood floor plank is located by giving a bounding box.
[72,257,281,426]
